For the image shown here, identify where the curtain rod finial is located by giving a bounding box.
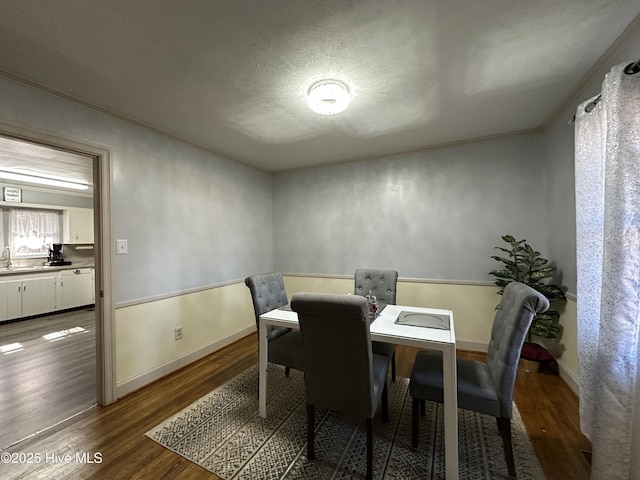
[624,60,640,75]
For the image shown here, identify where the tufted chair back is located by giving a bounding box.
[354,269,398,306]
[245,272,290,341]
[486,281,549,418]
[292,293,379,416]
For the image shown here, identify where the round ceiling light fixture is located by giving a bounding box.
[307,79,351,115]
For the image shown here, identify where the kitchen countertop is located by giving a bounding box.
[0,264,95,276]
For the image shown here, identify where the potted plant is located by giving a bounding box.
[489,235,566,368]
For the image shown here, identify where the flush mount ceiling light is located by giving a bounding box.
[307,79,351,115]
[0,170,89,190]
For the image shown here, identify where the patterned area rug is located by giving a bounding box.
[146,364,545,479]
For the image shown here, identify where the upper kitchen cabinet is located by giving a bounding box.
[63,207,94,244]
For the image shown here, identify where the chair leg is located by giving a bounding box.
[391,351,396,382]
[381,382,389,422]
[285,366,290,377]
[420,399,426,416]
[366,417,373,480]
[497,417,516,478]
[307,404,315,460]
[412,397,419,448]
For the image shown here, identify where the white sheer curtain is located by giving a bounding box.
[9,208,61,256]
[575,63,640,480]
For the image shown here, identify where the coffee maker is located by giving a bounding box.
[45,243,71,266]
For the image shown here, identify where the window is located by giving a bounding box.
[8,208,61,257]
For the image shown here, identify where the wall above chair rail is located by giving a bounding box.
[273,132,550,285]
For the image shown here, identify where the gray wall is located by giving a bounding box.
[543,19,640,296]
[273,133,548,281]
[0,76,274,304]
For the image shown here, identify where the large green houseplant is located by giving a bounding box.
[489,235,566,342]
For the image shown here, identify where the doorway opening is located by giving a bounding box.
[0,127,114,448]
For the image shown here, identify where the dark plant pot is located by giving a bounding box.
[520,342,558,374]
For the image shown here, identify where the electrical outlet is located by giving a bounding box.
[174,326,183,341]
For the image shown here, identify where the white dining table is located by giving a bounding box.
[259,302,458,480]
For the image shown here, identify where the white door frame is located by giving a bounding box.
[0,121,116,405]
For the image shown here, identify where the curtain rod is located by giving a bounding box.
[569,58,639,124]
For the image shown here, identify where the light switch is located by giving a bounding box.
[116,239,128,255]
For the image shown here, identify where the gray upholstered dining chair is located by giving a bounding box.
[245,272,304,376]
[354,268,398,381]
[291,293,390,480]
[409,282,549,479]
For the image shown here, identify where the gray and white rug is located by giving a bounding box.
[146,364,545,479]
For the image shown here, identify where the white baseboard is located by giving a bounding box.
[116,325,255,398]
[557,358,579,395]
[456,338,489,353]
[116,328,581,399]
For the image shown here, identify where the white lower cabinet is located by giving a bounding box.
[0,278,22,321]
[0,273,57,321]
[22,275,58,317]
[57,268,94,310]
[0,267,94,322]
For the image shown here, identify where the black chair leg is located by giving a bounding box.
[420,399,426,416]
[381,382,389,422]
[285,366,291,377]
[411,397,419,448]
[366,417,373,480]
[497,417,516,478]
[307,404,315,460]
[391,351,396,382]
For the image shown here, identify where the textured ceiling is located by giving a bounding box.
[1,1,639,173]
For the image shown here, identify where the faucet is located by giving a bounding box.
[2,246,11,269]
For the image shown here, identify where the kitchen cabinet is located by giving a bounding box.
[57,268,94,310]
[63,207,94,244]
[0,278,22,321]
[0,267,95,322]
[0,273,57,321]
[22,275,58,317]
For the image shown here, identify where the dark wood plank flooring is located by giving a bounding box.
[0,335,590,479]
[0,309,96,449]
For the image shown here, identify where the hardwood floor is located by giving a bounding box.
[0,335,590,480]
[0,309,96,449]
[512,357,592,480]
